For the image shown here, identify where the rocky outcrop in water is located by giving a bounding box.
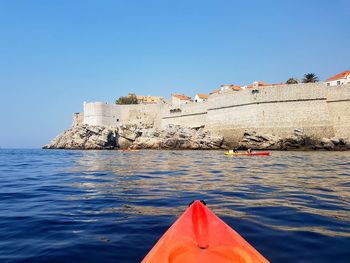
[130,125,225,150]
[238,129,350,151]
[43,124,226,150]
[43,125,118,150]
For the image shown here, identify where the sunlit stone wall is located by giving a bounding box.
[206,83,335,143]
[80,83,350,143]
[326,83,350,139]
[83,102,163,128]
[161,101,208,128]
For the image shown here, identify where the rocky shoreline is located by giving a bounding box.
[239,129,350,151]
[43,124,350,151]
[43,124,227,150]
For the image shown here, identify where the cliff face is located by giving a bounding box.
[43,124,226,150]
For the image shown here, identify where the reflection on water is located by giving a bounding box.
[0,149,350,262]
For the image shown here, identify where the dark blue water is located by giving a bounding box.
[0,149,350,262]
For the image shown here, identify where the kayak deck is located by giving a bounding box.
[142,200,269,263]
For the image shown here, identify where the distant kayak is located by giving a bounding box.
[120,149,140,152]
[142,200,269,263]
[224,151,270,156]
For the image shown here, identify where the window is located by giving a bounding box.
[337,81,341,85]
[327,83,330,86]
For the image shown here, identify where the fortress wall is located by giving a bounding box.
[118,103,164,128]
[206,84,334,144]
[72,112,84,126]
[81,83,350,142]
[83,102,121,126]
[83,102,163,128]
[161,102,208,128]
[326,83,350,139]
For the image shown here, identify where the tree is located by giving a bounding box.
[115,94,138,105]
[302,73,319,83]
[286,78,299,84]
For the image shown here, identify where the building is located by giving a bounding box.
[325,70,350,86]
[171,93,192,106]
[194,93,208,102]
[209,89,220,95]
[247,81,287,89]
[127,93,163,104]
[136,95,163,104]
[220,84,243,93]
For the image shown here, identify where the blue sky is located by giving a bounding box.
[0,0,349,148]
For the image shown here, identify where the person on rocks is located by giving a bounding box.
[229,148,238,154]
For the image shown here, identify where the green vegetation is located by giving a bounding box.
[286,78,299,84]
[302,73,319,83]
[115,94,138,105]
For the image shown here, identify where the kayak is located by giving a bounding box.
[142,200,269,263]
[224,151,270,156]
[121,149,140,152]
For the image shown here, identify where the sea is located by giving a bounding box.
[0,149,349,262]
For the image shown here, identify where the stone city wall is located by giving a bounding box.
[326,83,350,139]
[83,102,121,126]
[80,83,350,144]
[83,101,163,128]
[161,101,208,128]
[206,83,335,144]
[118,103,164,128]
[72,112,84,127]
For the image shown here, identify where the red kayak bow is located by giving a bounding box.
[142,200,269,263]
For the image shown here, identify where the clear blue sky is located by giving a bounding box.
[1,0,349,148]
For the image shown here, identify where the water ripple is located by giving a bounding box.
[0,149,350,262]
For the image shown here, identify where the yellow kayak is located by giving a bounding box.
[121,149,140,152]
[224,151,270,156]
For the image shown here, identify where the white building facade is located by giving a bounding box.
[325,70,350,86]
[194,94,208,102]
[171,94,192,106]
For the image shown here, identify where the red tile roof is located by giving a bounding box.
[209,90,220,95]
[172,93,191,100]
[220,84,243,91]
[196,93,208,99]
[248,82,287,89]
[326,70,350,81]
[231,86,242,91]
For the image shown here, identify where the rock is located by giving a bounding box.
[131,137,161,149]
[86,126,103,134]
[141,128,160,138]
[119,125,141,141]
[321,138,331,144]
[239,131,281,150]
[44,124,225,150]
[237,129,350,151]
[330,137,340,145]
[130,125,225,150]
[117,137,133,149]
[43,124,118,150]
[319,138,334,150]
[293,128,304,136]
[45,124,350,151]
